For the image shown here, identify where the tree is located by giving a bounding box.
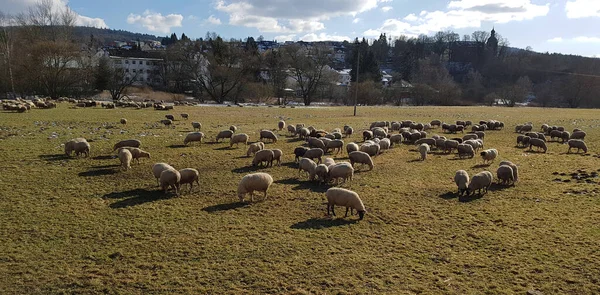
[350,38,381,83]
[412,55,461,105]
[285,44,332,106]
[94,56,111,91]
[463,69,485,102]
[559,74,595,108]
[349,80,382,105]
[107,65,138,101]
[499,76,532,107]
[263,49,288,103]
[471,31,490,43]
[0,11,16,95]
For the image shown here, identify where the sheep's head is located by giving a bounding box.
[358,211,366,220]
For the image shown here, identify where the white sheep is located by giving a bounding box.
[191,122,202,130]
[480,149,498,164]
[64,138,88,156]
[324,157,336,167]
[152,163,175,186]
[160,168,181,195]
[118,147,150,164]
[179,168,200,193]
[496,165,514,186]
[298,158,317,181]
[315,164,329,184]
[298,127,310,139]
[230,133,249,148]
[216,130,234,142]
[113,139,141,151]
[328,162,354,184]
[344,127,354,138]
[359,142,380,157]
[499,161,518,182]
[252,149,274,167]
[570,131,586,140]
[325,139,344,155]
[118,148,132,170]
[379,138,391,151]
[467,171,494,196]
[529,138,547,153]
[246,142,265,157]
[454,170,470,196]
[229,125,237,133]
[73,141,91,157]
[120,118,127,125]
[278,120,286,131]
[389,134,403,146]
[287,125,297,135]
[346,142,359,154]
[326,188,366,220]
[180,113,189,120]
[271,149,283,166]
[567,139,587,154]
[303,148,324,164]
[349,151,374,171]
[260,130,278,143]
[457,144,475,159]
[418,143,430,161]
[237,172,273,202]
[184,132,205,145]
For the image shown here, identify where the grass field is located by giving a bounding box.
[1,104,599,294]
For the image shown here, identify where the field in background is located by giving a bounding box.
[1,105,599,294]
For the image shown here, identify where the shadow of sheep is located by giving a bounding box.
[103,189,170,209]
[290,218,359,230]
[274,178,330,192]
[201,202,249,213]
[78,168,119,177]
[38,154,70,161]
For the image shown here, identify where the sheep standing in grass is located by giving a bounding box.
[216,130,234,142]
[294,146,309,162]
[480,149,498,164]
[73,141,91,157]
[237,172,273,202]
[298,128,310,139]
[315,164,329,184]
[160,119,173,127]
[120,118,127,125]
[118,148,133,170]
[246,142,265,157]
[271,149,283,166]
[346,142,359,154]
[529,138,548,153]
[165,114,175,121]
[160,169,181,195]
[152,163,175,186]
[325,139,344,155]
[389,134,403,146]
[229,125,237,133]
[65,138,88,156]
[467,171,493,196]
[444,140,459,153]
[303,148,324,164]
[278,120,286,131]
[184,132,205,145]
[418,143,430,161]
[328,162,354,184]
[454,170,470,196]
[179,168,199,193]
[560,131,570,143]
[230,133,249,148]
[570,131,586,140]
[349,151,374,171]
[499,161,518,183]
[567,139,588,154]
[363,130,373,141]
[260,130,278,143]
[113,139,141,151]
[497,165,515,186]
[180,113,189,120]
[344,127,354,138]
[457,144,475,159]
[298,158,317,181]
[360,143,380,157]
[191,122,202,130]
[118,147,150,163]
[252,149,274,167]
[324,158,336,167]
[326,188,366,220]
[287,125,297,136]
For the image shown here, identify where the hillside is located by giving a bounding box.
[73,26,162,43]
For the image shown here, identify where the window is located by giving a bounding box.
[125,60,129,64]
[125,69,129,72]
[132,60,136,64]
[133,69,136,73]
[146,61,150,65]
[113,60,122,65]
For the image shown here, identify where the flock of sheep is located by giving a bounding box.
[61,112,591,221]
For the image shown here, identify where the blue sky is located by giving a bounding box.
[3,0,599,57]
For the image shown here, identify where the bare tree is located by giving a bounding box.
[0,11,16,96]
[107,66,138,102]
[499,76,532,107]
[285,44,332,106]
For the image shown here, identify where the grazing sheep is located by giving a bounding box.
[152,163,175,186]
[324,157,336,167]
[230,133,249,147]
[252,149,275,167]
[113,139,141,151]
[294,146,309,162]
[467,171,494,196]
[499,161,518,182]
[295,123,305,131]
[303,148,324,164]
[328,162,354,184]
[64,138,88,156]
[271,149,283,166]
[247,142,265,157]
[529,138,548,153]
[480,149,498,164]
[549,130,562,141]
[120,118,127,125]
[525,132,538,139]
[326,188,366,220]
[497,165,515,186]
[184,132,205,145]
[560,131,569,143]
[298,128,310,139]
[457,144,475,159]
[389,134,403,146]
[344,127,354,138]
[444,140,460,154]
[118,147,150,164]
[165,114,175,121]
[118,148,133,170]
[180,113,189,120]
[179,168,199,193]
[331,132,343,140]
[537,133,547,142]
[346,142,359,154]
[315,164,329,184]
[570,131,586,140]
[363,130,373,141]
[287,125,297,135]
[260,130,278,143]
[237,172,273,202]
[557,126,565,132]
[229,125,237,133]
[191,122,202,130]
[520,124,533,133]
[567,139,588,154]
[298,158,317,181]
[463,139,482,152]
[160,119,173,127]
[379,138,391,151]
[160,169,181,195]
[216,130,234,142]
[418,143,430,161]
[308,137,326,149]
[360,143,380,157]
[278,120,286,131]
[431,119,442,127]
[71,141,91,157]
[325,139,344,154]
[454,170,470,196]
[415,138,436,147]
[349,151,374,171]
[372,127,388,139]
[463,134,478,141]
[474,131,485,140]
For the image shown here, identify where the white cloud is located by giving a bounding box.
[1,0,108,28]
[204,15,222,25]
[76,15,108,28]
[215,0,381,33]
[364,0,549,37]
[299,32,350,42]
[126,10,183,34]
[573,36,600,43]
[188,15,199,20]
[353,18,361,23]
[547,37,563,42]
[566,0,600,18]
[380,0,393,2]
[381,6,393,12]
[274,34,296,42]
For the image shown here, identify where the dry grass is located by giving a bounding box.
[1,104,599,294]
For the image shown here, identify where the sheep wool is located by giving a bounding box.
[118,147,150,163]
[323,157,336,168]
[260,130,278,143]
[73,141,91,157]
[529,138,547,153]
[64,138,88,156]
[418,143,430,161]
[303,148,324,164]
[567,139,588,154]
[216,130,234,142]
[326,188,366,220]
[160,169,181,195]
[184,132,205,145]
[271,149,283,166]
[230,133,249,147]
[252,149,274,167]
[480,149,498,164]
[454,170,470,196]
[152,163,175,186]
[179,168,200,193]
[349,151,374,171]
[113,139,141,151]
[315,164,329,184]
[118,149,133,170]
[298,158,317,181]
[238,173,273,202]
[246,142,265,157]
[328,162,354,184]
[497,165,515,186]
[278,120,286,131]
[346,142,359,154]
[499,161,519,182]
[468,171,494,196]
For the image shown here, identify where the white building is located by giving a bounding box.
[109,56,163,86]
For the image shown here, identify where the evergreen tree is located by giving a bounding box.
[350,38,381,83]
[181,33,189,41]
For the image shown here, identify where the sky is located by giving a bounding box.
[1,0,599,57]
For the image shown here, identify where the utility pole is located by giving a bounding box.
[353,50,359,116]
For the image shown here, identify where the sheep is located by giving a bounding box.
[572,128,582,133]
[179,168,199,193]
[389,134,403,146]
[444,140,459,154]
[328,162,354,184]
[184,132,205,145]
[295,123,305,131]
[298,158,317,181]
[278,120,286,131]
[113,139,141,151]
[118,148,133,170]
[430,119,442,127]
[118,147,150,164]
[541,124,549,132]
[230,133,249,147]
[346,142,359,154]
[480,149,498,164]
[363,130,373,141]
[152,163,175,186]
[325,139,344,155]
[303,148,324,164]
[379,138,391,151]
[520,124,533,133]
[454,170,470,196]
[180,113,189,120]
[418,143,430,161]
[557,126,565,132]
[474,131,485,140]
[64,138,88,156]
[348,151,374,171]
[287,125,297,136]
[271,149,283,166]
[360,143,380,157]
[529,138,548,153]
[160,119,173,127]
[344,127,354,138]
[467,171,494,196]
[229,125,237,133]
[71,141,91,157]
[560,131,570,143]
[415,138,436,147]
[391,122,402,131]
[246,142,265,157]
[331,132,343,140]
[165,114,175,121]
[463,134,478,141]
[315,164,329,184]
[324,157,336,167]
[549,130,563,141]
[567,139,588,154]
[537,133,547,142]
[237,172,273,202]
[570,131,586,140]
[216,130,234,142]
[120,118,127,125]
[497,165,515,186]
[191,122,202,130]
[308,137,326,149]
[298,128,310,139]
[294,146,309,162]
[160,169,181,195]
[252,149,274,167]
[326,188,366,220]
[260,130,278,143]
[463,139,482,152]
[372,127,388,139]
[499,161,519,182]
[457,143,475,159]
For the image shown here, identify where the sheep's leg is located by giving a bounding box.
[189,183,193,194]
[331,205,336,216]
[263,189,268,200]
[344,207,349,217]
[250,192,254,202]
